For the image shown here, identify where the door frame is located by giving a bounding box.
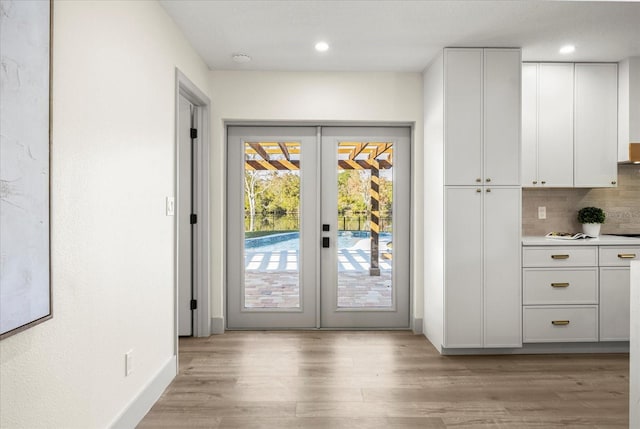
[174,69,211,353]
[223,121,415,330]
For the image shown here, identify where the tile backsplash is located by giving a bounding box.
[522,164,640,236]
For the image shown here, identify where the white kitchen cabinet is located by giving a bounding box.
[522,242,638,344]
[599,247,639,341]
[574,63,618,187]
[444,187,521,348]
[522,63,574,187]
[522,62,618,188]
[445,48,520,186]
[445,187,483,347]
[423,47,522,353]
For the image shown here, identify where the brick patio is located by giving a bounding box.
[244,249,392,308]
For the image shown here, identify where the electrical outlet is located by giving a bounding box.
[538,206,547,220]
[125,350,133,376]
[166,196,175,216]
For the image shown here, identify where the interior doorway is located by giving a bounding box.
[226,126,411,329]
[175,70,210,339]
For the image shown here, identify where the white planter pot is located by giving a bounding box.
[582,223,601,237]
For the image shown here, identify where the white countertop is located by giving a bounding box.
[523,234,640,246]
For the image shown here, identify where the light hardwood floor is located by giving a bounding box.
[138,331,629,428]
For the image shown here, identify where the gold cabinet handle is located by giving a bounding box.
[541,181,546,184]
[611,181,617,185]
[486,188,491,193]
[618,253,637,259]
[551,320,570,326]
[551,254,570,260]
[486,178,491,182]
[551,282,570,288]
[476,188,482,193]
[476,178,482,183]
[532,180,538,184]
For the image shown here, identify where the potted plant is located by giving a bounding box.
[577,207,606,237]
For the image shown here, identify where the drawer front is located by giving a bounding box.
[523,268,598,305]
[523,247,597,267]
[523,306,598,343]
[599,246,640,267]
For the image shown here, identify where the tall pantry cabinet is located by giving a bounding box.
[424,48,522,351]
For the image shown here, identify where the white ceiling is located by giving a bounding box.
[159,0,640,72]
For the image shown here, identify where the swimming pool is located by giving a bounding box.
[245,231,392,252]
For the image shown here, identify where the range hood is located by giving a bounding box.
[618,57,640,164]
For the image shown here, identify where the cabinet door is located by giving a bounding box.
[574,63,618,187]
[600,267,630,341]
[484,49,521,186]
[521,63,538,186]
[444,187,483,347]
[538,63,574,187]
[484,187,522,347]
[444,49,483,186]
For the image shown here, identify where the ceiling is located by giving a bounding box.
[159,0,640,72]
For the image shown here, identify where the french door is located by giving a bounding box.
[227,126,410,329]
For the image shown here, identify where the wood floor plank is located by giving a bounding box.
[138,331,629,428]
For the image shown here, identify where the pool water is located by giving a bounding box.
[245,231,392,252]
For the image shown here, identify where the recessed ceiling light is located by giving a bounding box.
[559,45,575,54]
[315,41,329,52]
[232,53,251,63]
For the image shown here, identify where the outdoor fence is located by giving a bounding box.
[245,212,393,233]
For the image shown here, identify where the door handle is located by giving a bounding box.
[322,237,330,248]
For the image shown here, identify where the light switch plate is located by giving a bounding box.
[166,197,175,216]
[125,350,133,376]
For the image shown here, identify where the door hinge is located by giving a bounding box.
[190,128,197,139]
[190,299,197,310]
[190,214,197,224]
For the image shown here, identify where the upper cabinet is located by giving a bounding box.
[522,63,574,187]
[522,62,618,188]
[445,48,521,186]
[574,64,618,187]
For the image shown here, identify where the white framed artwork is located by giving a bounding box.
[0,0,52,339]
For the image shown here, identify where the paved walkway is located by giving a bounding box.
[244,249,392,308]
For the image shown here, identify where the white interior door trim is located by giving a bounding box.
[175,69,211,351]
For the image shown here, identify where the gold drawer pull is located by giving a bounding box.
[551,254,570,260]
[551,320,570,326]
[551,283,570,288]
[618,253,637,259]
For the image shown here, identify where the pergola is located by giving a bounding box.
[245,141,393,276]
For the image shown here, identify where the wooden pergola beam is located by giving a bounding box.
[244,159,392,171]
[277,142,291,160]
[247,143,271,161]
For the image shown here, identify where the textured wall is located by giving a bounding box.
[523,164,640,236]
[0,1,210,428]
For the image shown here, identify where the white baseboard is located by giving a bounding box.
[109,355,176,429]
[210,316,224,334]
[412,318,423,335]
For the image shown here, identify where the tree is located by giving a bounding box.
[244,170,274,232]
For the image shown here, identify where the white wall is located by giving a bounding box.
[208,71,424,326]
[0,1,210,427]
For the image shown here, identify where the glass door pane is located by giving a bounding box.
[336,142,394,308]
[244,141,301,309]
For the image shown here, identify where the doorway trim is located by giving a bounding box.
[175,69,211,351]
